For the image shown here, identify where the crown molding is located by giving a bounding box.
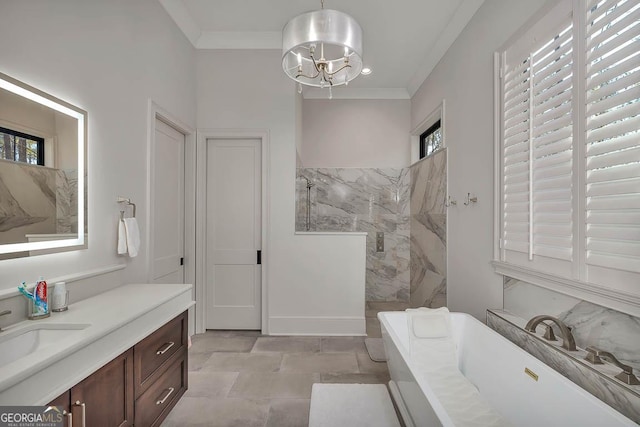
[302,87,410,100]
[196,31,281,49]
[159,0,485,99]
[407,0,485,96]
[159,0,201,46]
[160,0,281,49]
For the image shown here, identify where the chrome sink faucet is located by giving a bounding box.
[0,310,11,332]
[525,315,577,351]
[585,346,640,385]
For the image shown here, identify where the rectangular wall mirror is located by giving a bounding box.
[0,72,87,259]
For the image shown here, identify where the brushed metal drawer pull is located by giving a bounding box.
[156,341,175,355]
[156,387,175,405]
[73,401,85,427]
[62,410,72,427]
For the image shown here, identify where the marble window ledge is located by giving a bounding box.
[487,309,640,423]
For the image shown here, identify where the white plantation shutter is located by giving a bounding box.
[498,0,640,297]
[531,24,574,261]
[501,11,574,271]
[585,0,640,275]
[502,54,531,255]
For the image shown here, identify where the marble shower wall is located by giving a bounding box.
[296,168,410,302]
[0,160,78,242]
[504,277,640,372]
[409,150,446,308]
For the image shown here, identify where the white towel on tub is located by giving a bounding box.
[406,307,457,370]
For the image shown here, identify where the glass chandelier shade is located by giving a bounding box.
[282,8,363,89]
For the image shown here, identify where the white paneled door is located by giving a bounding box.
[152,118,185,284]
[206,138,262,329]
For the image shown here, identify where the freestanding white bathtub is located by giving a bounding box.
[379,311,635,427]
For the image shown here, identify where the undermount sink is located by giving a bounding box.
[0,323,90,366]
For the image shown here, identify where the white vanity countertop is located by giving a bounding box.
[0,283,193,405]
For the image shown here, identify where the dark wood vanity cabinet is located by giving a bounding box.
[74,348,135,426]
[48,311,188,427]
[48,391,72,427]
[48,349,134,427]
[134,349,187,427]
[133,311,188,427]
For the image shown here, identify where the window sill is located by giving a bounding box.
[492,260,640,318]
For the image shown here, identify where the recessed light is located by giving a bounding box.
[361,67,372,75]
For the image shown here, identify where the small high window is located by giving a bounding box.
[0,126,44,165]
[419,120,442,159]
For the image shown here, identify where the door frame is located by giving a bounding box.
[147,100,197,332]
[196,129,270,335]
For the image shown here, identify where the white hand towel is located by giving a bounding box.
[123,218,140,257]
[117,219,128,255]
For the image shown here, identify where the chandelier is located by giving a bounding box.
[281,0,363,97]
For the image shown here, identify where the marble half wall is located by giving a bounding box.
[296,168,410,302]
[504,277,640,373]
[409,149,446,308]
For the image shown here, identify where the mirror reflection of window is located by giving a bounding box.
[0,126,44,165]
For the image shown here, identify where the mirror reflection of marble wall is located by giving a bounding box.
[0,76,86,259]
[0,160,78,239]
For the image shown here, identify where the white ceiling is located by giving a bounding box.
[159,0,485,99]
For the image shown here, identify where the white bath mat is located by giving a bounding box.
[308,384,400,427]
[365,338,387,362]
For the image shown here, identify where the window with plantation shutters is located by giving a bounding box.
[500,1,575,277]
[496,0,640,307]
[585,0,640,290]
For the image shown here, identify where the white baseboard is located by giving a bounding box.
[268,316,366,336]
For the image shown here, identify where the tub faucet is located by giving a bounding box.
[585,346,640,385]
[525,315,577,351]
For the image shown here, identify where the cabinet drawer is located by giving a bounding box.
[135,348,187,427]
[134,311,187,396]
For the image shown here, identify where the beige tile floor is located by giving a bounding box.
[162,302,408,427]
